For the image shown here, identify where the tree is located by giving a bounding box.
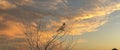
[22,21,76,50]
[20,0,75,50]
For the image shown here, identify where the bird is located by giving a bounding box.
[56,23,66,32]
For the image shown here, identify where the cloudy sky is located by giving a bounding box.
[0,0,120,50]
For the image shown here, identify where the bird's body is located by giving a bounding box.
[57,23,66,32]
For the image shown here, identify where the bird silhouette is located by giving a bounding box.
[56,23,66,32]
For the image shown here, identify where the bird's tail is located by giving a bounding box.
[56,30,59,32]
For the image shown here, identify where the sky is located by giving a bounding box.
[0,0,120,50]
[74,11,120,50]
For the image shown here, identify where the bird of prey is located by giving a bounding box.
[56,23,66,32]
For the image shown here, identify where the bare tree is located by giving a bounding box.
[19,0,76,50]
[21,20,76,50]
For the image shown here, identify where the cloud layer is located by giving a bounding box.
[0,0,120,49]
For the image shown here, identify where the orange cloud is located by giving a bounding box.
[0,0,16,10]
[0,21,22,36]
[60,2,120,35]
[0,16,3,21]
[0,0,120,38]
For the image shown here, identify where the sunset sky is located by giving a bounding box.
[0,0,120,50]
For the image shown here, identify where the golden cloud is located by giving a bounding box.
[1,0,120,36]
[0,0,16,10]
[0,21,22,36]
[61,2,120,35]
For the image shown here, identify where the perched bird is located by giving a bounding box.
[57,23,66,32]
